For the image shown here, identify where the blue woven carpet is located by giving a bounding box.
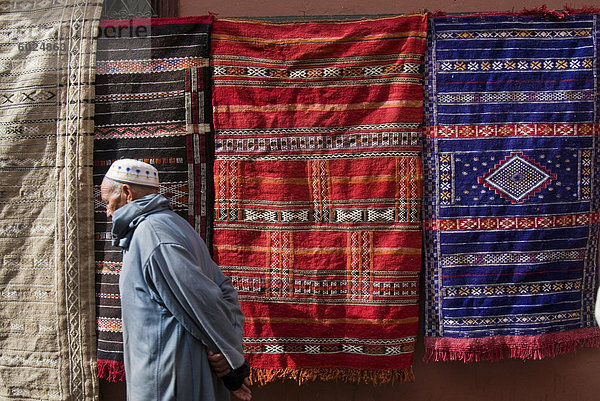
[424,14,600,361]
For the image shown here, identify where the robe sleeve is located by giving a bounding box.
[214,270,245,339]
[143,242,246,370]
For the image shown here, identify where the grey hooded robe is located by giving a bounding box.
[111,194,246,401]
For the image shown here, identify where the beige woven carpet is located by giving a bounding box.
[0,1,102,399]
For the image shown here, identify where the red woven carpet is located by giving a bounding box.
[211,15,427,384]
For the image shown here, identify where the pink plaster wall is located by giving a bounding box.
[99,1,600,400]
[179,0,597,18]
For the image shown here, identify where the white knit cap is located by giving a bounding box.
[104,159,159,188]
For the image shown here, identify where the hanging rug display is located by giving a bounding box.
[423,13,600,362]
[0,1,102,399]
[94,16,214,381]
[211,14,427,384]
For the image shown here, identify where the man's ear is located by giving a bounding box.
[121,184,135,203]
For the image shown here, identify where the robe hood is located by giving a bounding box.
[111,193,171,249]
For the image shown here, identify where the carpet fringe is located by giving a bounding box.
[424,328,600,362]
[430,4,600,19]
[249,366,414,386]
[97,359,126,382]
[563,5,600,14]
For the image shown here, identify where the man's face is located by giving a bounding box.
[100,178,127,219]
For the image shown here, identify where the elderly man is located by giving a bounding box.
[100,159,251,401]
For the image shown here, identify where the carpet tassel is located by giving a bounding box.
[424,329,600,363]
[97,359,126,382]
[249,367,414,386]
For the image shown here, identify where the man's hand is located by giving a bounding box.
[231,378,252,401]
[207,350,231,378]
[208,350,251,400]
